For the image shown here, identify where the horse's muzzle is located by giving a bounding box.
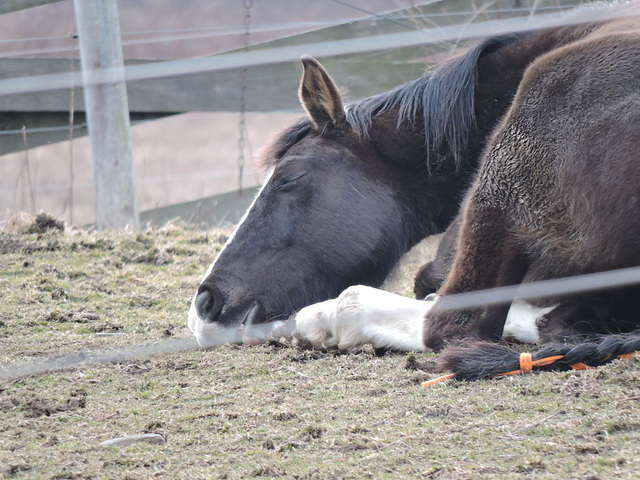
[189,284,287,347]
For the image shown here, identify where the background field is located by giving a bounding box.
[0,0,417,226]
[1,217,638,479]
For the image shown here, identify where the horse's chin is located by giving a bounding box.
[188,299,291,347]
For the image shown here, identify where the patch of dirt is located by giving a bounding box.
[39,310,101,325]
[161,359,195,371]
[50,474,92,480]
[1,390,86,418]
[273,412,297,422]
[0,235,27,255]
[282,348,329,363]
[122,362,152,375]
[0,463,31,478]
[24,213,65,234]
[404,354,439,372]
[0,234,61,254]
[251,466,287,477]
[91,322,123,333]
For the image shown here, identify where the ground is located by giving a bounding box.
[0,215,639,479]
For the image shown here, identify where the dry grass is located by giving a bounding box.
[0,216,639,479]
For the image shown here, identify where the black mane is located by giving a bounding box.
[260,34,524,171]
[344,34,524,167]
[258,119,312,169]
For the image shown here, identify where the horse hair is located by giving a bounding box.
[260,34,524,171]
[257,119,312,169]
[344,35,524,168]
[438,332,640,381]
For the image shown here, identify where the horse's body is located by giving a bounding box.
[423,14,640,350]
[190,5,640,359]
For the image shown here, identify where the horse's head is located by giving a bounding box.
[188,57,443,346]
[187,32,557,345]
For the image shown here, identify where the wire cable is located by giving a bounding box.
[325,0,419,30]
[0,5,631,98]
[0,6,577,58]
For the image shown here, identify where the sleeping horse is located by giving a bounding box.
[190,5,640,379]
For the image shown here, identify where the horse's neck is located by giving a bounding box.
[369,25,601,175]
[376,22,604,241]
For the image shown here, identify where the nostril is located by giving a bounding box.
[195,290,213,318]
[195,283,224,322]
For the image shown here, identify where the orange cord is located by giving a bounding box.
[569,362,593,371]
[421,373,455,387]
[496,354,564,377]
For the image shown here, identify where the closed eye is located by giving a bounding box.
[275,171,309,191]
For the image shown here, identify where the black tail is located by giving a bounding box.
[425,331,640,384]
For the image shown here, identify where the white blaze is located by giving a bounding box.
[188,168,275,344]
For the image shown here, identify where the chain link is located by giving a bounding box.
[237,0,252,195]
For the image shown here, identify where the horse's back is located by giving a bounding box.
[517,18,640,115]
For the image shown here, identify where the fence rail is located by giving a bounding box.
[0,0,614,226]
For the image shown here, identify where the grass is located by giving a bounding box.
[0,215,639,479]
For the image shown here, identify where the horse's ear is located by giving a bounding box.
[299,56,346,131]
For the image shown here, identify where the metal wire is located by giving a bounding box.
[1,4,624,97]
[432,267,640,313]
[0,21,341,58]
[325,0,420,30]
[0,337,200,379]
[0,5,576,58]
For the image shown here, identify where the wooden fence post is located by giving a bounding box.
[73,0,138,230]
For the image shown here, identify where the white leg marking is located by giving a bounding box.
[502,300,555,344]
[295,288,557,351]
[292,298,340,347]
[295,285,430,351]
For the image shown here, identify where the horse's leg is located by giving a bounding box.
[535,300,609,342]
[413,216,461,299]
[294,285,430,351]
[413,261,445,299]
[423,204,527,351]
[295,284,552,351]
[502,300,554,343]
[536,289,640,342]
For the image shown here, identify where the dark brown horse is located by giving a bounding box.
[423,15,640,354]
[189,9,640,349]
